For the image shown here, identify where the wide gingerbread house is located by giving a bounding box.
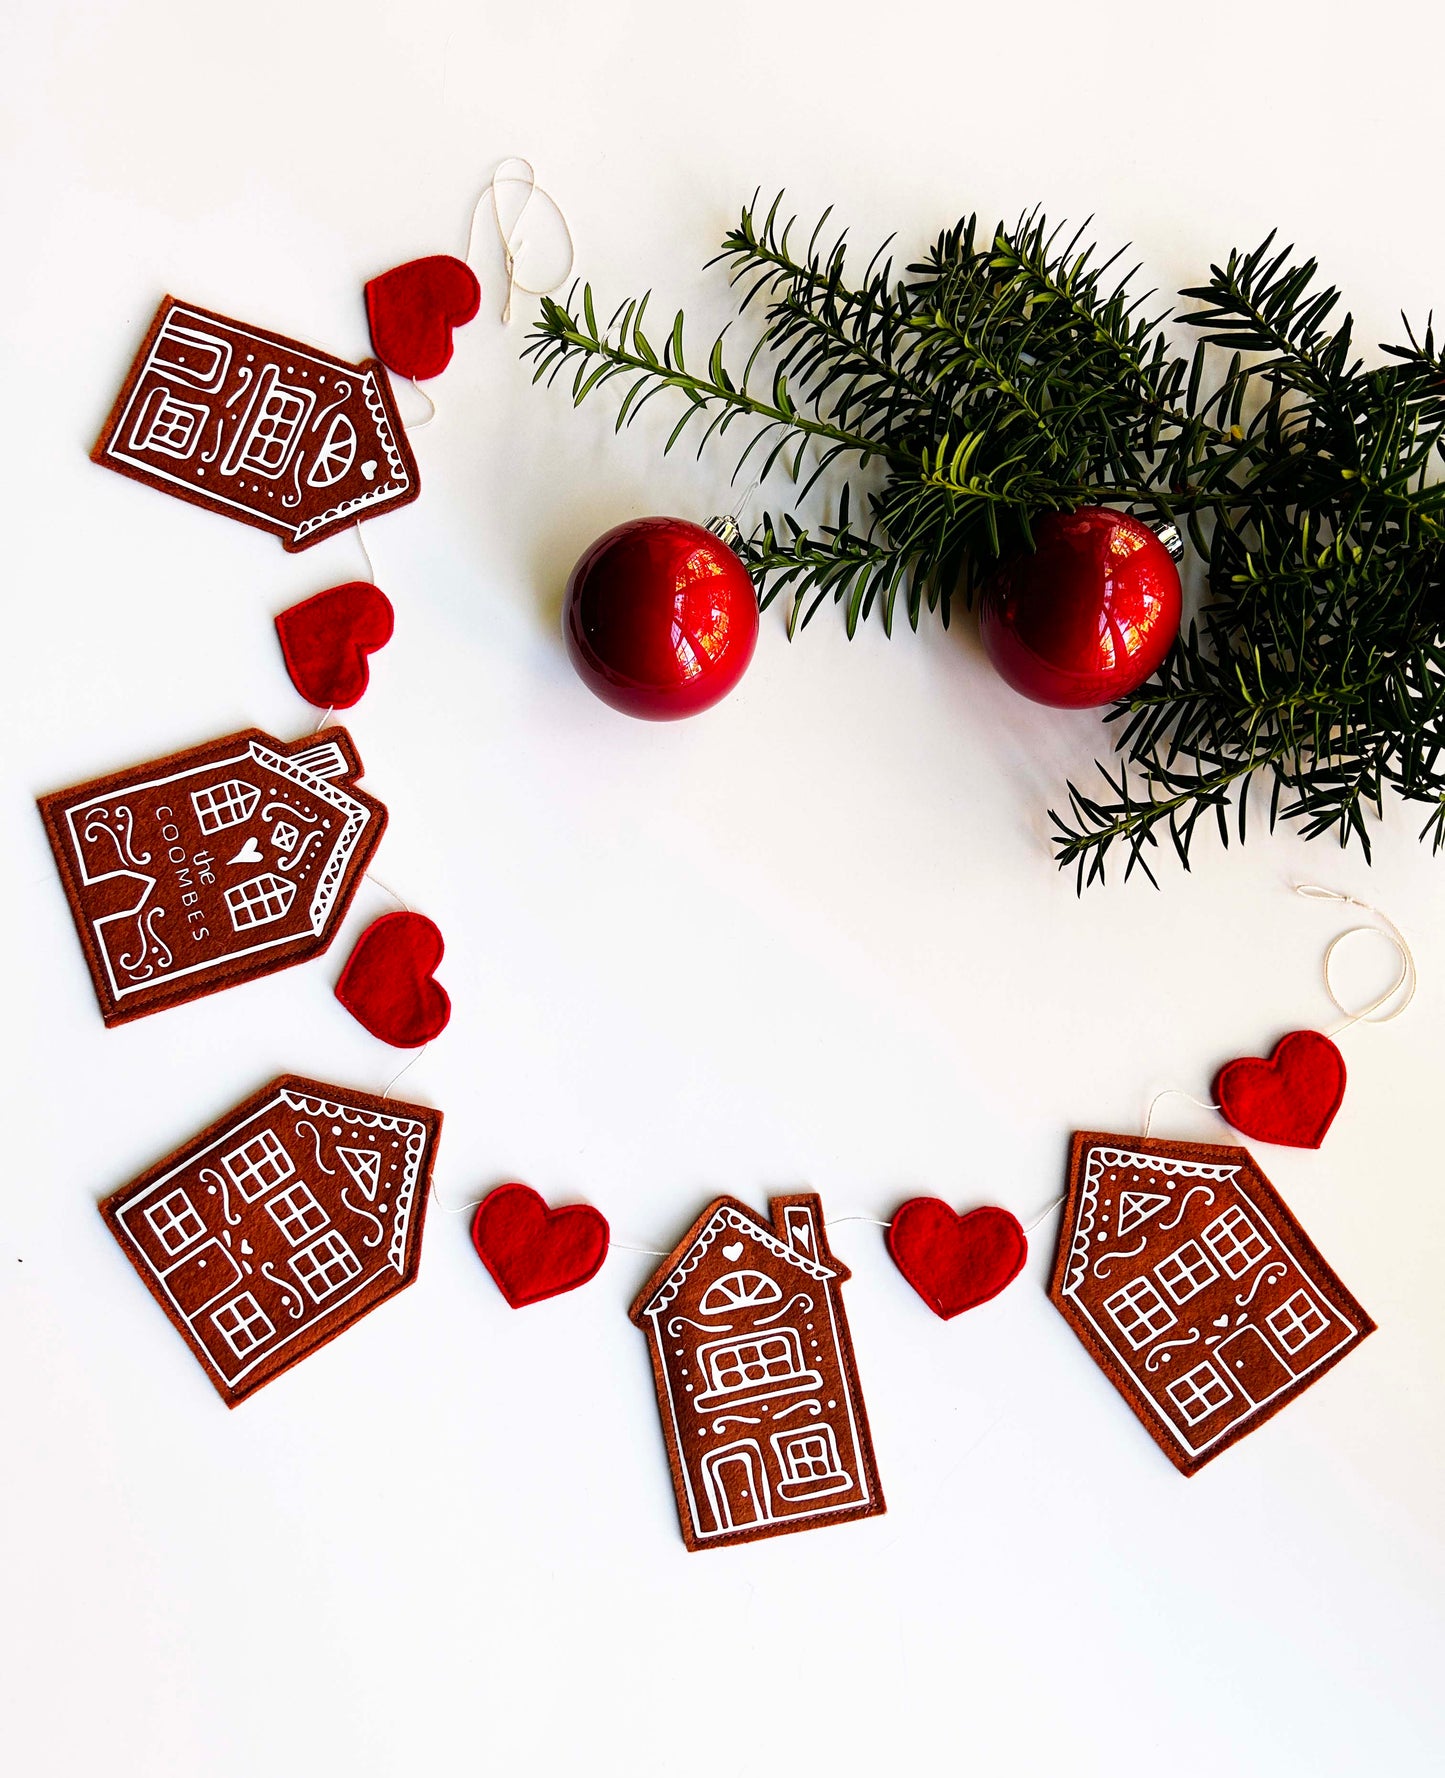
[102,1075,442,1404]
[1050,1132,1374,1474]
[632,1192,885,1551]
[39,727,383,1024]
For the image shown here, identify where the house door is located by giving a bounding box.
[703,1443,770,1532]
[1216,1326,1291,1406]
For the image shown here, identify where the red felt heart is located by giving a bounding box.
[335,912,450,1047]
[887,1199,1027,1319]
[1214,1029,1346,1148]
[471,1183,610,1308]
[365,255,481,380]
[275,581,393,709]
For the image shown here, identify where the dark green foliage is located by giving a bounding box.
[523,196,1445,888]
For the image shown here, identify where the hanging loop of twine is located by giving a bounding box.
[465,155,575,325]
[1142,884,1417,1137]
[1294,884,1416,1031]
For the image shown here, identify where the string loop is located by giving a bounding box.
[465,155,575,325]
[1294,884,1416,1030]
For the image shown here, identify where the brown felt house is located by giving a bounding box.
[102,1075,441,1405]
[1050,1132,1373,1474]
[632,1193,885,1551]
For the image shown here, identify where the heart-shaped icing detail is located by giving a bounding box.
[471,1182,610,1308]
[275,581,394,710]
[722,1241,744,1261]
[365,254,482,380]
[360,460,377,481]
[227,837,263,865]
[1214,1029,1346,1148]
[1213,1315,1231,1327]
[887,1199,1027,1319]
[335,911,450,1047]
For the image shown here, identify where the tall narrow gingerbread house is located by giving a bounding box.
[1050,1132,1374,1474]
[102,1075,442,1405]
[632,1193,885,1551]
[92,297,419,550]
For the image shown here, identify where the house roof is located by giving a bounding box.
[630,1196,838,1321]
[1057,1132,1250,1298]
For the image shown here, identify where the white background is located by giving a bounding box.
[3,3,1443,1773]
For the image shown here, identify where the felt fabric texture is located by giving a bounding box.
[92,297,420,552]
[275,582,394,710]
[335,911,450,1047]
[365,256,481,380]
[1049,1131,1375,1476]
[99,1074,442,1406]
[470,1183,610,1307]
[1214,1030,1347,1149]
[630,1193,886,1552]
[886,1199,1027,1318]
[38,727,385,1026]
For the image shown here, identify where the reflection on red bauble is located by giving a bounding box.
[978,508,1182,708]
[563,517,759,720]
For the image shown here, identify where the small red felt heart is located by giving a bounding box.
[1214,1029,1346,1148]
[275,581,393,709]
[471,1183,610,1308]
[335,911,450,1047]
[887,1199,1027,1319]
[365,255,481,380]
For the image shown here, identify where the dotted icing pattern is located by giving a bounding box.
[292,370,411,544]
[281,1088,428,1273]
[1067,1144,1242,1295]
[646,1203,836,1316]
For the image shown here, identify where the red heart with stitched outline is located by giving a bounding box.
[335,912,450,1047]
[275,581,393,709]
[471,1183,610,1308]
[365,255,481,380]
[1214,1029,1346,1148]
[887,1199,1028,1319]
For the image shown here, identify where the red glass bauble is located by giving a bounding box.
[563,517,760,720]
[977,508,1182,708]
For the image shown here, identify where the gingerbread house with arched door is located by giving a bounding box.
[631,1193,885,1552]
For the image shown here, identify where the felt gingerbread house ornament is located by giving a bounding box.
[39,727,384,1024]
[631,1193,885,1551]
[101,1075,442,1405]
[1049,1132,1374,1475]
[92,298,419,550]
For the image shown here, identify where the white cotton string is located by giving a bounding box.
[1022,1193,1066,1234]
[364,873,412,914]
[354,519,377,584]
[464,155,576,325]
[380,1044,428,1099]
[1142,1087,1221,1141]
[1294,884,1417,1031]
[311,705,335,732]
[406,377,437,430]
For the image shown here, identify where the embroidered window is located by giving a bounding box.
[266,1181,329,1247]
[705,1330,806,1395]
[1202,1206,1270,1278]
[131,390,208,460]
[289,1230,362,1303]
[1155,1239,1218,1305]
[233,383,313,477]
[191,779,261,833]
[224,873,296,932]
[211,1292,275,1359]
[1167,1360,1233,1425]
[221,1127,294,1201]
[1266,1289,1330,1356]
[699,1270,783,1316]
[1103,1276,1177,1349]
[780,1428,842,1484]
[145,1188,205,1255]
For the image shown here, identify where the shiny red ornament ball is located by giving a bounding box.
[563,517,760,720]
[977,508,1182,708]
